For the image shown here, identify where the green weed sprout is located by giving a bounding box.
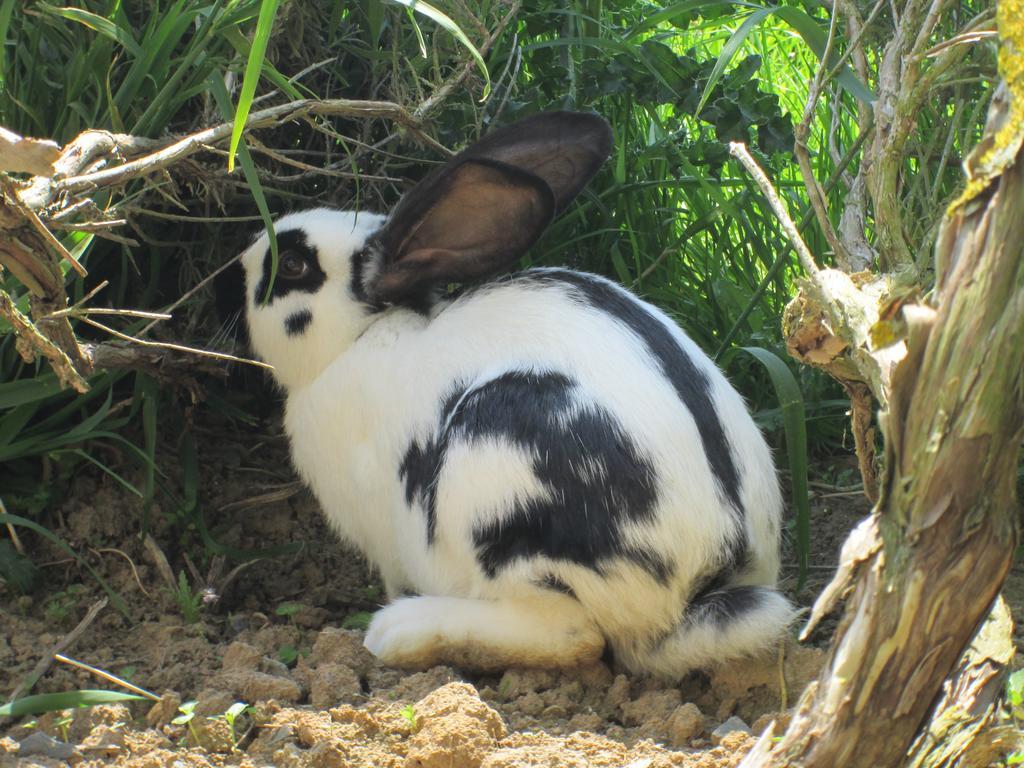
[53,713,72,742]
[171,700,200,745]
[400,704,417,730]
[171,572,203,625]
[219,702,250,748]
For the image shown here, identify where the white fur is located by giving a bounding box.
[242,208,793,677]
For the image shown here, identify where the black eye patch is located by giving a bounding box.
[253,229,326,305]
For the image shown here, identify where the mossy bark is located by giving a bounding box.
[742,68,1024,767]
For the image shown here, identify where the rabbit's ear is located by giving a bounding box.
[370,158,554,304]
[461,112,612,214]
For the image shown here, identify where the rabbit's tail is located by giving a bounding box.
[625,585,795,678]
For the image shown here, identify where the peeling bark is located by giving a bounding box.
[742,72,1024,767]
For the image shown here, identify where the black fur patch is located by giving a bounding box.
[399,388,465,543]
[526,270,744,521]
[253,229,326,305]
[683,585,767,629]
[399,370,672,581]
[284,310,313,336]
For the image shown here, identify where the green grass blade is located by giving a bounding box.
[220,27,304,101]
[384,0,490,98]
[738,346,810,586]
[0,401,42,448]
[0,690,145,718]
[226,0,281,172]
[208,71,277,300]
[37,4,144,59]
[0,376,63,409]
[0,0,16,87]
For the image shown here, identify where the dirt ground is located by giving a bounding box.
[1,415,1021,767]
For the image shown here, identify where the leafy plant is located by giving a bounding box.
[0,539,39,592]
[171,571,203,625]
[274,602,301,621]
[42,584,87,625]
[400,704,418,730]
[736,346,809,584]
[342,611,374,631]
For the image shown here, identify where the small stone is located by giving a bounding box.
[310,628,376,674]
[222,641,263,671]
[715,696,738,721]
[265,723,296,746]
[69,703,131,741]
[146,691,182,728]
[711,715,753,744]
[218,670,303,703]
[405,683,506,768]
[516,692,544,716]
[309,663,362,709]
[307,739,350,768]
[194,689,238,717]
[605,724,627,741]
[497,668,558,699]
[575,662,614,691]
[389,666,458,702]
[540,704,568,719]
[17,732,78,761]
[666,703,704,746]
[260,657,293,677]
[242,671,303,703]
[567,712,604,732]
[79,723,126,757]
[620,690,682,727]
[605,675,631,709]
[294,604,329,629]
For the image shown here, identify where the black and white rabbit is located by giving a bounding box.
[236,112,792,676]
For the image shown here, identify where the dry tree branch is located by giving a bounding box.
[0,288,89,392]
[79,316,272,370]
[728,143,819,277]
[52,98,426,198]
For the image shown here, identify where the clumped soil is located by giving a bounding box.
[4,417,1013,768]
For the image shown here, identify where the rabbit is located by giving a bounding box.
[235,111,793,677]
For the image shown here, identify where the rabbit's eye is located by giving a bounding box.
[279,251,310,279]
